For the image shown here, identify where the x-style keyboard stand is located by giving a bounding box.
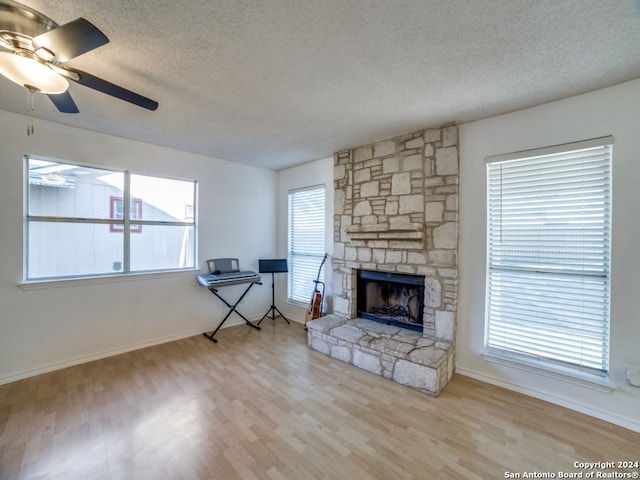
[202,279,262,343]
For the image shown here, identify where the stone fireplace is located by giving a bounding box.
[306,124,458,396]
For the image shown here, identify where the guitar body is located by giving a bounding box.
[305,253,328,327]
[311,290,322,319]
[305,289,322,322]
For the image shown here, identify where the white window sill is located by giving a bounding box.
[481,350,616,394]
[287,299,309,309]
[19,268,199,291]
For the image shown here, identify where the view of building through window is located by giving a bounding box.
[25,156,197,280]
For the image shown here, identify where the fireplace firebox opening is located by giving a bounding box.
[356,269,425,332]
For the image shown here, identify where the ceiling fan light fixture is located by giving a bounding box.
[0,51,68,94]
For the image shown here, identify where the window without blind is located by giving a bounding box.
[485,137,612,376]
[287,185,326,305]
[25,155,197,280]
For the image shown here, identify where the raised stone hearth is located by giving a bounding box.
[307,123,459,396]
[307,315,454,395]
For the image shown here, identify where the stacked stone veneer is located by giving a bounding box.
[307,124,459,396]
[307,316,455,395]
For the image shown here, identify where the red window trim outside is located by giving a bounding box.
[109,196,143,233]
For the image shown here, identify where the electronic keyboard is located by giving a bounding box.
[197,271,261,288]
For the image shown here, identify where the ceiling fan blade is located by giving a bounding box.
[47,91,79,113]
[32,18,109,62]
[64,66,158,111]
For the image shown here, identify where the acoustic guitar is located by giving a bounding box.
[305,253,328,326]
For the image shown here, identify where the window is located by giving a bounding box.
[25,155,197,280]
[485,137,612,376]
[287,185,326,305]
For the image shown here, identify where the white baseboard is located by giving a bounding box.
[455,366,640,433]
[0,317,249,386]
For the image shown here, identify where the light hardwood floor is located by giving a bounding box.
[1,321,638,480]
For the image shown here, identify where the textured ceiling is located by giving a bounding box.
[1,0,639,170]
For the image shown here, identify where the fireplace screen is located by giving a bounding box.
[357,270,425,332]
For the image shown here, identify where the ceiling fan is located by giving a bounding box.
[0,0,158,113]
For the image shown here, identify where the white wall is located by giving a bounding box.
[0,109,277,384]
[458,79,640,432]
[276,157,334,322]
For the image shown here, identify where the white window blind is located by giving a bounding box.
[486,138,612,375]
[288,185,326,305]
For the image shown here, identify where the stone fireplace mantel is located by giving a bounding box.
[307,123,459,396]
[345,222,424,242]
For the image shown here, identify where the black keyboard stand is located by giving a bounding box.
[257,272,290,326]
[203,280,262,343]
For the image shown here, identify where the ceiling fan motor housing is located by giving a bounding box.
[0,0,58,50]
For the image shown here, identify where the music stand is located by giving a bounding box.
[257,259,290,326]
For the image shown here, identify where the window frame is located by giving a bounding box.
[24,154,198,282]
[484,137,612,378]
[287,184,326,307]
